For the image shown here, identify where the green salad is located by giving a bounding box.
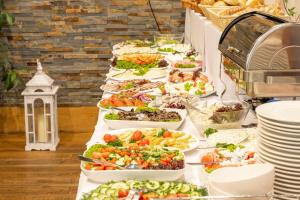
[81,180,208,200]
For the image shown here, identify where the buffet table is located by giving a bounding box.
[75,8,257,200]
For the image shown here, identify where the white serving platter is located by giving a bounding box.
[92,127,200,153]
[104,108,187,130]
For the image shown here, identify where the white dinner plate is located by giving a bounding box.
[274,184,300,194]
[258,142,300,159]
[258,126,300,142]
[258,152,300,172]
[258,132,300,149]
[258,135,300,151]
[275,168,300,177]
[257,116,300,130]
[258,140,300,155]
[94,127,200,153]
[276,175,300,185]
[256,101,300,124]
[257,144,300,165]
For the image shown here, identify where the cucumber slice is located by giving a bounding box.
[174,183,183,192]
[161,182,171,191]
[128,180,143,189]
[169,189,177,194]
[111,182,129,190]
[180,184,191,193]
[145,181,160,190]
[100,187,108,194]
[106,189,117,197]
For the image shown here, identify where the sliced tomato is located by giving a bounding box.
[138,139,150,146]
[103,134,112,143]
[104,166,116,170]
[85,164,92,170]
[163,131,172,138]
[94,165,105,170]
[132,130,143,141]
[92,151,102,159]
[118,189,129,198]
[110,135,118,142]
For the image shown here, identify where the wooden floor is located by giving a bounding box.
[0,131,92,200]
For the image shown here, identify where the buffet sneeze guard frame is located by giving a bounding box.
[218,11,300,97]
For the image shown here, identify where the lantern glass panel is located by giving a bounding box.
[27,104,32,114]
[45,103,50,114]
[46,115,51,132]
[29,134,34,143]
[34,98,48,143]
[28,115,33,132]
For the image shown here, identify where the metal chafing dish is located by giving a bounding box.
[218,11,300,97]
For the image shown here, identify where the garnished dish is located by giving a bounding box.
[104,107,186,130]
[172,60,202,72]
[203,127,256,147]
[166,80,214,97]
[105,107,182,122]
[107,68,167,81]
[208,103,245,124]
[111,54,168,70]
[100,79,164,94]
[152,94,196,109]
[81,180,208,200]
[200,143,257,173]
[83,144,184,170]
[100,128,199,152]
[187,101,249,131]
[113,40,154,49]
[168,69,209,83]
[99,92,155,109]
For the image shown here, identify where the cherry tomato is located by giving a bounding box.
[94,165,105,170]
[110,135,118,142]
[103,134,112,143]
[138,139,150,146]
[163,131,172,138]
[118,189,129,198]
[104,166,116,170]
[85,164,92,170]
[132,130,143,141]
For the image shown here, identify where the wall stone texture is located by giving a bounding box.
[0,0,185,105]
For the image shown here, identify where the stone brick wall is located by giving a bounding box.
[0,0,185,105]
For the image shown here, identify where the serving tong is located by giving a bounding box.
[78,155,142,170]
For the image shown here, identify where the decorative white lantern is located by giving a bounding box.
[22,59,59,151]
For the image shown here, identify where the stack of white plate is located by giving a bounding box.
[256,101,300,199]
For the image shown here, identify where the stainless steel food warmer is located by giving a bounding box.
[218,12,300,97]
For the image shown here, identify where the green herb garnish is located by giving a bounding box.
[116,60,158,70]
[175,63,196,68]
[122,82,134,90]
[135,106,159,113]
[216,143,245,152]
[107,140,123,147]
[195,90,204,95]
[133,67,150,76]
[157,128,166,137]
[204,128,218,137]
[184,83,193,91]
[158,47,176,53]
[104,113,120,120]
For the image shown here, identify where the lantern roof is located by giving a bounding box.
[26,59,54,87]
[22,59,59,96]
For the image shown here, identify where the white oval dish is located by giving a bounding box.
[95,128,200,153]
[104,108,187,130]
